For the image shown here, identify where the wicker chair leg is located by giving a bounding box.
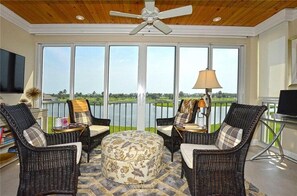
[78,167,81,176]
[181,167,184,178]
[87,152,90,162]
[171,139,174,162]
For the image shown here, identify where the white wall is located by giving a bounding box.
[258,22,288,97]
[258,20,297,157]
[0,17,34,104]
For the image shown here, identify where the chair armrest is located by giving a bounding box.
[22,145,79,169]
[183,131,219,145]
[156,117,175,126]
[45,131,80,145]
[92,117,111,126]
[192,148,239,171]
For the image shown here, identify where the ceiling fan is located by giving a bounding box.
[109,0,192,35]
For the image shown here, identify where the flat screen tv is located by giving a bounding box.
[277,90,297,117]
[0,49,25,93]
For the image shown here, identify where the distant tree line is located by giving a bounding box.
[48,89,236,101]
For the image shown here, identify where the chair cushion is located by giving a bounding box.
[215,122,243,150]
[157,125,173,137]
[174,112,189,128]
[49,142,82,164]
[23,123,47,147]
[89,125,109,137]
[75,111,92,126]
[180,99,196,122]
[181,143,219,169]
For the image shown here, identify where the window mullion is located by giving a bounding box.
[69,44,75,99]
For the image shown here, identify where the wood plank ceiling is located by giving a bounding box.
[1,0,297,27]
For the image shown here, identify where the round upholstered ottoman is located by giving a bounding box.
[101,130,164,184]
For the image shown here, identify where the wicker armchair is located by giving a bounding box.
[0,103,81,196]
[67,99,110,162]
[181,103,267,196]
[157,99,199,161]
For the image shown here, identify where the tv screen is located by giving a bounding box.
[277,90,297,117]
[0,49,25,93]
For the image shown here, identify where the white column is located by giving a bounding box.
[137,44,147,130]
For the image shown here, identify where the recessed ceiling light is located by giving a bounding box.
[76,15,85,21]
[213,17,221,22]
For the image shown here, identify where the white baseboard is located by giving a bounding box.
[250,139,297,161]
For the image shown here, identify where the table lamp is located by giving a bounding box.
[193,69,222,128]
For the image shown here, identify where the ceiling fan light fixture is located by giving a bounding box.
[76,15,85,21]
[109,0,192,35]
[213,17,221,22]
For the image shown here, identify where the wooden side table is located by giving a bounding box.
[52,124,86,134]
[174,123,207,139]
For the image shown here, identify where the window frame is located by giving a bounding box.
[37,42,245,130]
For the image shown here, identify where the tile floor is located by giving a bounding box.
[0,146,297,196]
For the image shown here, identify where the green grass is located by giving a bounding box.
[47,116,54,134]
[263,121,281,147]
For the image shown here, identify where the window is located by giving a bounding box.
[74,46,105,117]
[42,46,71,130]
[42,47,71,97]
[146,46,176,130]
[40,44,242,133]
[108,46,139,132]
[179,47,208,97]
[211,47,239,131]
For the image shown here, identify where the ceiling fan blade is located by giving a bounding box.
[144,0,155,12]
[158,5,192,19]
[129,22,148,35]
[153,20,172,35]
[110,11,142,19]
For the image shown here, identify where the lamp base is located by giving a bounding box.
[205,89,212,130]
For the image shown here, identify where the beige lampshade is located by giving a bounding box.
[193,69,222,89]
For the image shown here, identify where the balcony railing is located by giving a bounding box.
[42,100,233,133]
[261,98,280,147]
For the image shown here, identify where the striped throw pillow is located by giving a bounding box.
[23,123,47,147]
[75,111,92,126]
[215,122,243,149]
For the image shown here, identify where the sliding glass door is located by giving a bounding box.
[108,46,139,132]
[146,46,176,131]
[40,44,242,132]
[42,46,71,130]
[74,46,105,117]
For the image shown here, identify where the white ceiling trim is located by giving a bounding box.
[254,8,297,35]
[1,4,296,37]
[27,23,254,37]
[0,4,31,32]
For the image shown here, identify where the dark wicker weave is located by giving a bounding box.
[181,103,267,196]
[0,103,80,196]
[157,99,199,161]
[67,99,110,162]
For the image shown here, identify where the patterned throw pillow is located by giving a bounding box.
[215,122,243,149]
[75,111,92,126]
[174,112,189,128]
[23,123,47,147]
[180,99,196,123]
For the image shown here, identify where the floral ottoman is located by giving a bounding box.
[101,130,164,184]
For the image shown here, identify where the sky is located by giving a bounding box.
[43,46,238,95]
